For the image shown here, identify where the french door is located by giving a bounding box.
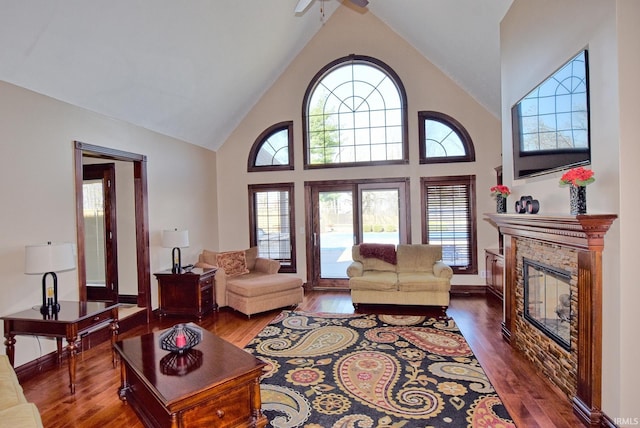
[306,179,409,289]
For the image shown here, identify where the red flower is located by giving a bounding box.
[490,185,510,197]
[559,167,595,187]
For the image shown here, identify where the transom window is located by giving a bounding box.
[303,54,408,168]
[418,111,475,164]
[248,121,294,172]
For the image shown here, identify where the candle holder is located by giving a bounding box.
[159,323,202,354]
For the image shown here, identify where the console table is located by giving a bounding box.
[1,301,120,394]
[155,268,217,320]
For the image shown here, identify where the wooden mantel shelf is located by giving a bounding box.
[485,213,617,251]
[485,212,617,428]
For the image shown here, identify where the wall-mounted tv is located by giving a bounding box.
[511,50,590,179]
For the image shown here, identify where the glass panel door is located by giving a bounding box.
[307,179,409,289]
[361,188,400,245]
[318,190,354,280]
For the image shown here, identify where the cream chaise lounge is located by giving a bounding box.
[346,244,453,309]
[195,247,304,317]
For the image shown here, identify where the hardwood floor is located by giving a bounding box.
[20,291,584,427]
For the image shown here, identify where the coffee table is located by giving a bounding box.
[114,325,267,428]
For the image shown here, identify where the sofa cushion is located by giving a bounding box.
[396,244,442,273]
[349,271,398,291]
[397,272,451,292]
[0,403,43,427]
[201,249,219,266]
[0,356,27,411]
[216,250,250,277]
[227,274,302,298]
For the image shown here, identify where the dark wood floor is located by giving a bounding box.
[20,291,584,427]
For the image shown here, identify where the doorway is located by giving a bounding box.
[74,141,151,319]
[83,163,118,302]
[305,179,409,289]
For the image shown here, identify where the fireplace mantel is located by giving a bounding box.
[485,213,617,428]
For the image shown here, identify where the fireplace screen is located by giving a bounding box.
[523,258,572,350]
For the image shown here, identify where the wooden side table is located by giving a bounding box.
[155,268,217,320]
[1,301,119,394]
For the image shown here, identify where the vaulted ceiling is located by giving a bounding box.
[0,0,512,151]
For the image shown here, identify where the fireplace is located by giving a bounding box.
[523,258,572,351]
[486,213,616,428]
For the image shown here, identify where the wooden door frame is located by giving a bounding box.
[74,141,151,321]
[304,178,410,290]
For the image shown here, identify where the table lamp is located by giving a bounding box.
[25,242,76,315]
[162,229,189,273]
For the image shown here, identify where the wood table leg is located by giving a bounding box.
[3,326,16,367]
[110,315,119,368]
[66,335,78,394]
[56,337,63,365]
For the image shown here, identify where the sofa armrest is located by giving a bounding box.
[254,257,281,274]
[346,261,364,278]
[433,261,453,279]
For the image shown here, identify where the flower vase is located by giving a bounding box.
[496,195,507,213]
[569,186,587,215]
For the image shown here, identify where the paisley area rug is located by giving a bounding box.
[244,311,515,428]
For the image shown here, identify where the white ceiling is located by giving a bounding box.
[0,0,512,151]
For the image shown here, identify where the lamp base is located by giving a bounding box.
[40,301,60,315]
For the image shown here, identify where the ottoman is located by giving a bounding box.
[226,274,304,317]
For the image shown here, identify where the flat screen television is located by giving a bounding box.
[511,50,590,179]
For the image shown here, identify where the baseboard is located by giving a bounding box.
[601,413,622,428]
[450,284,487,296]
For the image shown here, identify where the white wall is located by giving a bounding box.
[615,0,640,422]
[502,0,638,422]
[215,6,502,286]
[0,80,218,366]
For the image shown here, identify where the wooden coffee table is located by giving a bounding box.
[114,325,267,428]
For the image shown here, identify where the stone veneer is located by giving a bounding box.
[514,237,578,398]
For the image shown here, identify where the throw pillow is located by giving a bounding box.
[245,246,258,271]
[216,250,249,277]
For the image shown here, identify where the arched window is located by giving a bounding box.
[418,111,475,164]
[248,121,294,172]
[302,55,408,168]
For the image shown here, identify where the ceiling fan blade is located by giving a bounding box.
[350,0,369,6]
[294,0,315,13]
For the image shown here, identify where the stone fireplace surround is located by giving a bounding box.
[486,214,617,428]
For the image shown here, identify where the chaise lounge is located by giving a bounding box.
[195,247,304,317]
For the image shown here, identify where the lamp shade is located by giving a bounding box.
[25,242,76,274]
[162,229,189,248]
